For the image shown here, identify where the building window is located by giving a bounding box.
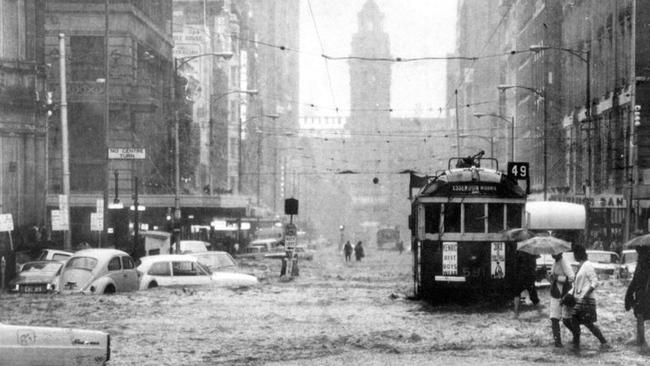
[70,36,104,81]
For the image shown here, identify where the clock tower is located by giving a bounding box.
[348,0,391,133]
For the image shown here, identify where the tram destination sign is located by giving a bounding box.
[108,148,146,160]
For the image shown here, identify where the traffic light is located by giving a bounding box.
[634,105,642,127]
[45,91,55,116]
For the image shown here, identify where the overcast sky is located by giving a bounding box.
[299,0,458,119]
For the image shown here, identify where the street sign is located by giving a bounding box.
[90,213,103,232]
[0,214,14,232]
[285,235,297,250]
[108,148,146,160]
[51,210,68,231]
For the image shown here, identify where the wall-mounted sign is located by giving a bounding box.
[108,148,145,160]
[0,213,14,232]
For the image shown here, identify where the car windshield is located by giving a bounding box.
[65,257,98,271]
[196,253,236,269]
[588,252,618,264]
[22,262,63,273]
[197,262,212,275]
[622,251,638,264]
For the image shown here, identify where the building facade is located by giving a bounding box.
[452,0,648,244]
[44,0,174,247]
[0,0,46,270]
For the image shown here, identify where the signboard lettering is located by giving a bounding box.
[108,148,146,160]
[0,214,14,232]
[491,242,505,279]
[442,242,458,276]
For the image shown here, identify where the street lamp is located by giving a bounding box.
[473,112,514,161]
[497,84,547,200]
[172,51,233,253]
[529,44,590,198]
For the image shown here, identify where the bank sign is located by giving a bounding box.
[551,194,626,209]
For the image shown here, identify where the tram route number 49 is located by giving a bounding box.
[507,162,530,194]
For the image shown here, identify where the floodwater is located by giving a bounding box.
[0,246,648,365]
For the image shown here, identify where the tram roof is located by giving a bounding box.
[415,167,526,199]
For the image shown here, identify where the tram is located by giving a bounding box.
[409,152,527,302]
[376,226,400,250]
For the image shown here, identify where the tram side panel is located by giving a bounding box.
[418,239,518,300]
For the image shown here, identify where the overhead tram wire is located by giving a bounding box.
[307,0,339,112]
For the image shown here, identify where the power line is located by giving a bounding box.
[306,0,339,113]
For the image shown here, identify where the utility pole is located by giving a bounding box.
[102,0,110,248]
[455,89,460,157]
[59,34,71,251]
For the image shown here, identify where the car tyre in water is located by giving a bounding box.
[103,284,116,294]
[148,281,158,289]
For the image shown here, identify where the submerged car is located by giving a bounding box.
[136,254,258,290]
[9,260,65,294]
[192,251,239,272]
[586,250,620,279]
[0,322,110,366]
[620,249,638,279]
[171,240,209,254]
[59,249,139,294]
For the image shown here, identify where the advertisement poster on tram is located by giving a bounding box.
[442,242,458,276]
[490,242,505,279]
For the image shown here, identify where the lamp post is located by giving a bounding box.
[208,89,258,195]
[472,112,514,161]
[497,84,547,199]
[529,45,590,197]
[173,52,233,252]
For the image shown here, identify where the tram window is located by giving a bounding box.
[443,203,461,232]
[424,204,441,233]
[464,203,485,233]
[506,204,524,229]
[488,203,505,232]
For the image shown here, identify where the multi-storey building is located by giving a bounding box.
[0,0,46,276]
[243,0,300,217]
[452,0,649,244]
[44,0,174,246]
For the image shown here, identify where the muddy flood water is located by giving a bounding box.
[1,246,649,365]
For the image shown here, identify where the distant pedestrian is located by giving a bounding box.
[625,246,650,351]
[569,244,609,352]
[354,241,365,261]
[511,251,539,318]
[344,241,353,262]
[548,252,575,348]
[397,241,404,254]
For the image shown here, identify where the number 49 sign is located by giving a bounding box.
[507,162,530,194]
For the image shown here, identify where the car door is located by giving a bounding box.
[106,256,124,290]
[147,261,173,287]
[120,256,138,291]
[171,260,211,286]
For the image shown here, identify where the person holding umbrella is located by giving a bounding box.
[548,252,574,348]
[515,233,572,320]
[624,242,650,351]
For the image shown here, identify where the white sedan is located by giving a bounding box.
[0,322,110,366]
[136,254,258,290]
